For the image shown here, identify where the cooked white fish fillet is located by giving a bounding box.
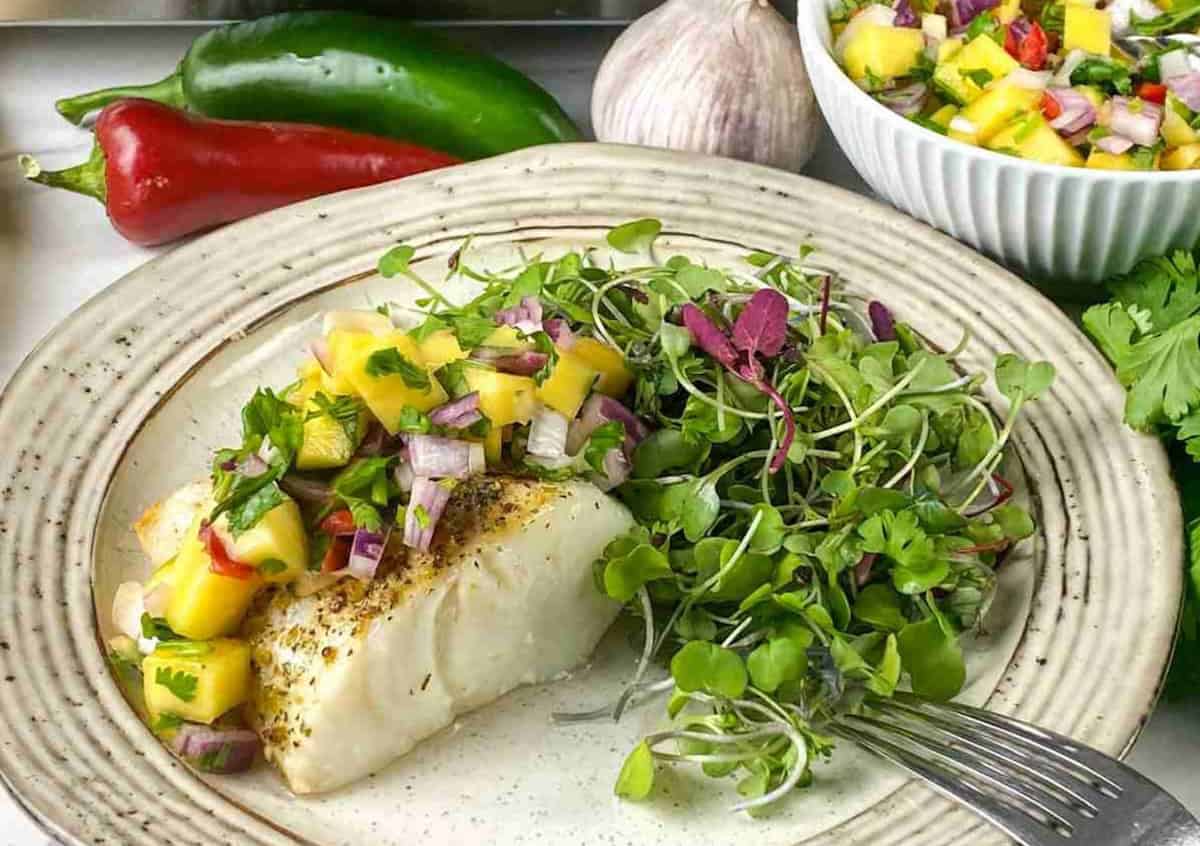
[133,480,213,566]
[242,476,633,795]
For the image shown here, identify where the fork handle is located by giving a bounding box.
[1129,792,1200,845]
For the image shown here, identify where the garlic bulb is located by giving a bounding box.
[592,0,821,172]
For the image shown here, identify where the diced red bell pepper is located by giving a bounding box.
[1018,22,1048,70]
[320,509,357,536]
[1138,82,1167,104]
[321,537,352,574]
[1041,91,1062,120]
[200,522,257,580]
[1004,25,1020,59]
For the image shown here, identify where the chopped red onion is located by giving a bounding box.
[922,12,947,41]
[948,0,998,29]
[404,477,452,551]
[566,394,652,458]
[868,301,896,341]
[543,318,577,350]
[1107,97,1162,147]
[894,0,918,27]
[279,473,332,505]
[393,459,415,493]
[354,422,390,457]
[112,581,146,641]
[309,338,334,375]
[1108,0,1167,34]
[407,434,473,479]
[1047,88,1096,134]
[237,454,269,478]
[878,82,928,116]
[1167,73,1200,112]
[143,580,171,618]
[494,295,544,336]
[469,442,486,476]
[1160,51,1193,84]
[469,347,550,376]
[348,526,389,581]
[949,115,978,135]
[1008,16,1032,42]
[1095,133,1135,155]
[592,449,632,492]
[527,407,571,459]
[172,724,260,774]
[430,393,482,429]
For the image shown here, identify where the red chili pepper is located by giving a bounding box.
[321,537,352,574]
[1138,82,1168,104]
[199,522,257,580]
[1018,22,1048,70]
[1041,91,1063,120]
[19,98,459,246]
[320,509,357,537]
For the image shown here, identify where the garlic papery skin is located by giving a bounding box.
[591,0,821,173]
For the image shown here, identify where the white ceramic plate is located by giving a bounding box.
[0,144,1182,846]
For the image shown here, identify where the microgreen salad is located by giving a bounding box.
[831,0,1200,169]
[108,220,1051,809]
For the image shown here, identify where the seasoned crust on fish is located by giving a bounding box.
[242,475,633,794]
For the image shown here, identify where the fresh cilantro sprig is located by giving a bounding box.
[154,667,198,703]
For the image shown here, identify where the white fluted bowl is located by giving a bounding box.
[797,0,1200,289]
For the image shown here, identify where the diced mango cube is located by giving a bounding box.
[1162,143,1200,170]
[961,84,1043,143]
[929,104,959,129]
[166,517,261,640]
[483,326,531,350]
[333,331,448,433]
[484,426,503,466]
[324,330,369,395]
[569,338,633,397]
[956,33,1021,77]
[1064,5,1111,56]
[143,639,251,724]
[937,37,963,64]
[462,366,540,425]
[842,24,926,81]
[537,353,599,418]
[987,115,1086,166]
[1086,150,1138,169]
[417,330,469,369]
[289,370,366,471]
[997,0,1021,23]
[226,499,308,584]
[1163,108,1198,147]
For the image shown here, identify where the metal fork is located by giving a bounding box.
[829,692,1200,845]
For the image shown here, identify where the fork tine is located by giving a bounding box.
[869,700,1100,815]
[830,722,1070,845]
[842,714,1079,832]
[890,693,1123,795]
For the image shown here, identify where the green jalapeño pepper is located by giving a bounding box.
[55,11,580,161]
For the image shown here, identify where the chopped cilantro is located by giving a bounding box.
[397,406,432,434]
[962,68,994,88]
[413,504,431,529]
[307,392,362,442]
[584,421,626,474]
[152,712,184,734]
[154,667,198,703]
[257,558,288,576]
[225,481,285,537]
[364,348,431,389]
[140,613,182,642]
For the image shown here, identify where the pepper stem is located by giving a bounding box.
[54,71,184,125]
[19,142,107,204]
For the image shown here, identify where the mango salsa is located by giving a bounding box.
[1063,5,1111,56]
[960,85,1043,144]
[987,115,1086,167]
[537,352,599,418]
[1086,150,1138,170]
[569,338,633,397]
[166,517,261,640]
[842,24,925,82]
[417,329,469,368]
[1162,143,1200,170]
[462,366,540,425]
[332,330,448,433]
[143,639,252,724]
[227,499,308,584]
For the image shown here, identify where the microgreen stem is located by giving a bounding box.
[808,359,929,443]
[668,357,770,421]
[883,414,929,489]
[952,392,1024,500]
[612,588,656,722]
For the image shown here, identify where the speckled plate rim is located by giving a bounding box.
[0,143,1182,846]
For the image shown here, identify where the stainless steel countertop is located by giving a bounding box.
[0,21,1196,846]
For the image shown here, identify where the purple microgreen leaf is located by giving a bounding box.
[731,288,790,359]
[681,304,738,370]
[869,301,896,341]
